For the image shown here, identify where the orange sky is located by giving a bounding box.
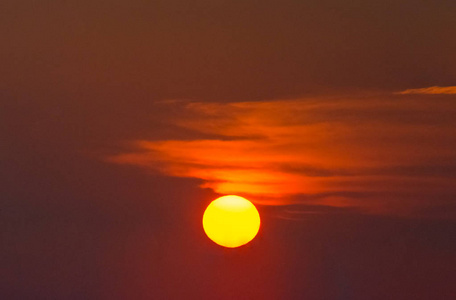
[110,91,456,214]
[2,0,456,298]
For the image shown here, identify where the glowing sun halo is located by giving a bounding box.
[202,195,261,248]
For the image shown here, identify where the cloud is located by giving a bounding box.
[108,94,456,215]
[397,86,456,95]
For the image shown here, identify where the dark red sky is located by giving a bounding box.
[1,0,456,299]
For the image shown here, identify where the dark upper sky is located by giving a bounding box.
[1,0,456,299]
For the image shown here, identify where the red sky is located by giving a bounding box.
[1,0,456,299]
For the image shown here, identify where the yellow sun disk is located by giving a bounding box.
[202,195,261,248]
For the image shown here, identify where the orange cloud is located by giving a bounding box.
[397,86,456,95]
[108,95,456,214]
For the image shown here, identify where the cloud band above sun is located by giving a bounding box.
[108,92,456,215]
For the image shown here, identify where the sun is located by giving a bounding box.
[202,195,261,248]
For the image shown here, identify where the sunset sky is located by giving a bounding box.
[1,1,456,299]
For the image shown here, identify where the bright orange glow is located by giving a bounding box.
[108,96,456,213]
[202,195,260,248]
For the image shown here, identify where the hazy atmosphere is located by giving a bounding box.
[2,0,456,299]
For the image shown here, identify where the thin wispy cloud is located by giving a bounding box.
[397,86,456,95]
[109,94,456,214]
